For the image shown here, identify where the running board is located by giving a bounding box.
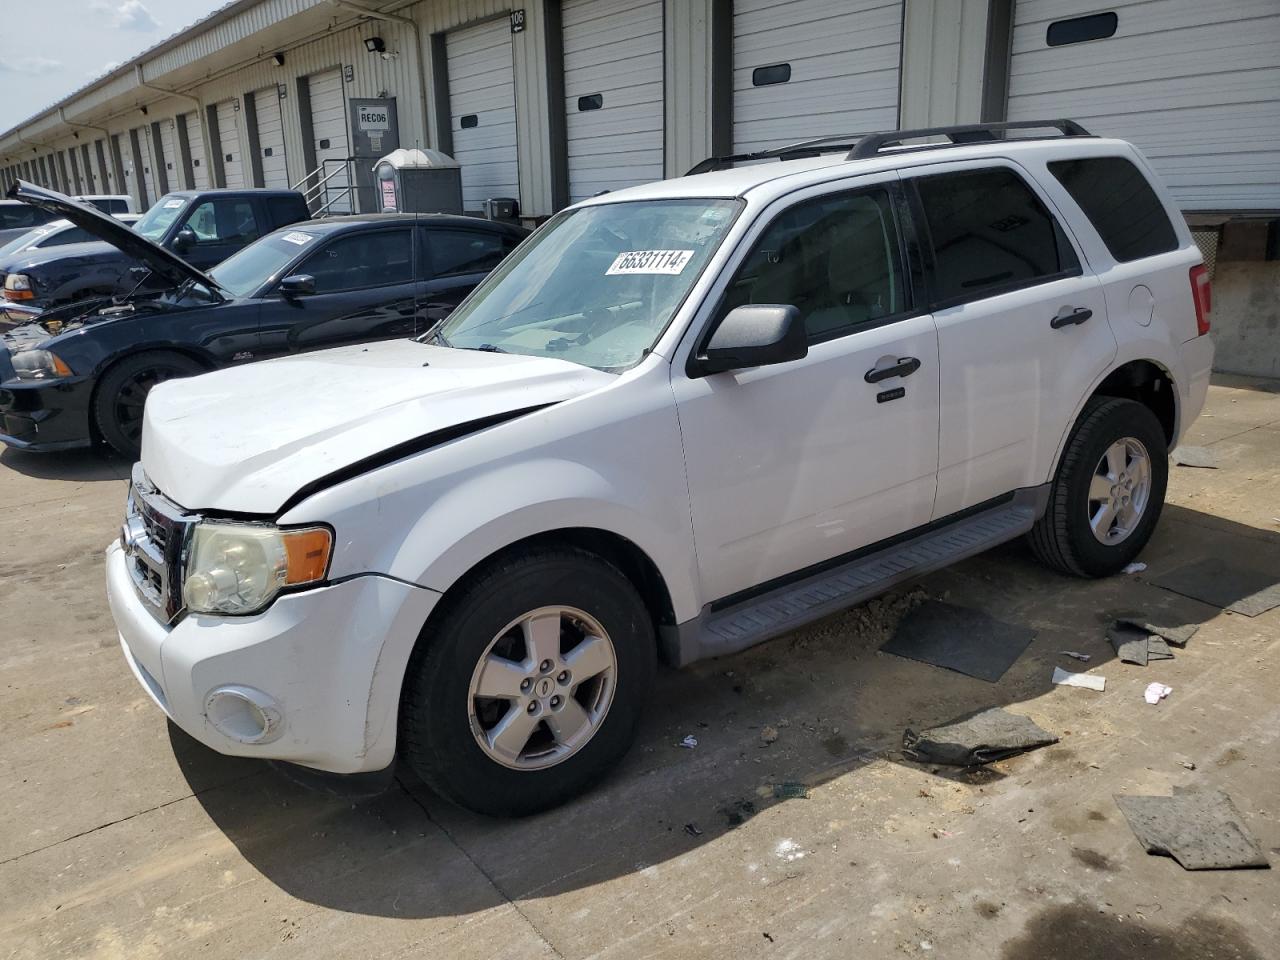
[665,486,1048,667]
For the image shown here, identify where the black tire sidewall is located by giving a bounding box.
[94,352,204,457]
[1060,400,1168,576]
[402,551,656,816]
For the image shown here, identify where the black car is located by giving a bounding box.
[1,187,309,311]
[0,181,527,457]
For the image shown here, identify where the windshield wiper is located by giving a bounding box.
[471,343,508,353]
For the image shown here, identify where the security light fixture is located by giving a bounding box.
[364,36,386,54]
[272,52,285,67]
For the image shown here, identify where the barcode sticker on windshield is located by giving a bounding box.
[281,231,314,245]
[606,249,694,275]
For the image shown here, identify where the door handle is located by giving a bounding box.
[864,356,921,383]
[1050,307,1093,329]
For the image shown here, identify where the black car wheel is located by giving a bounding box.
[1028,396,1168,578]
[93,351,205,458]
[399,546,656,816]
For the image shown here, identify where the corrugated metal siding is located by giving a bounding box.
[143,0,329,78]
[1007,0,1280,210]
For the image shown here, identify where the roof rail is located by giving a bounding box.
[686,134,863,176]
[846,119,1091,160]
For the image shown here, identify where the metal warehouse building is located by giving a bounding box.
[1,0,1277,373]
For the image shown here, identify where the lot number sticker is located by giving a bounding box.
[606,250,695,275]
[281,231,314,245]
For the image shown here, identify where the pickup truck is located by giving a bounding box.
[1,188,309,311]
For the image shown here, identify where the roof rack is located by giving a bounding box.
[686,134,863,176]
[846,119,1091,159]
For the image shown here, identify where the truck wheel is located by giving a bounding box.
[94,351,205,458]
[1028,396,1168,578]
[400,547,656,816]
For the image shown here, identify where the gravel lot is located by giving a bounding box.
[2,377,1278,960]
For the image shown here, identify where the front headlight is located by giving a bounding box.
[3,273,34,300]
[11,349,73,380]
[183,522,333,615]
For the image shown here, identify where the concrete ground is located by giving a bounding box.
[2,377,1278,960]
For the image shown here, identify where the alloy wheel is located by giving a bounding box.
[1087,436,1152,545]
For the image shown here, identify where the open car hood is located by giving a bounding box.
[140,340,615,514]
[4,180,216,292]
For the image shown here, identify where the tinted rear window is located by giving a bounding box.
[267,196,305,228]
[914,167,1079,306]
[1048,157,1179,263]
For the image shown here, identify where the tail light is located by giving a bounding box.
[1189,264,1211,336]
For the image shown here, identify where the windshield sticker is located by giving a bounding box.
[162,199,184,209]
[281,231,314,246]
[606,249,695,276]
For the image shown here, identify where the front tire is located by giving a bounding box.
[399,547,656,816]
[93,351,205,458]
[1029,396,1168,577]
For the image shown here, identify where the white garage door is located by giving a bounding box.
[447,18,519,212]
[309,68,351,213]
[158,119,177,191]
[215,100,245,190]
[184,113,210,189]
[732,0,903,154]
[253,86,289,189]
[562,0,664,203]
[1007,0,1280,211]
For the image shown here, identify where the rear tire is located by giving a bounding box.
[93,351,205,458]
[1028,396,1168,577]
[399,547,656,817]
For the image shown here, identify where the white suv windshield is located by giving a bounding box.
[435,198,742,371]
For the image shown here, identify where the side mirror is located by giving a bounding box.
[172,227,196,254]
[697,304,807,375]
[279,274,316,298]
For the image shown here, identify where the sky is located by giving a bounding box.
[0,0,226,133]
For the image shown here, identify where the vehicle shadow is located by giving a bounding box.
[172,503,1280,920]
[0,445,129,482]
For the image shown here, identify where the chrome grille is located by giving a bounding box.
[121,463,196,623]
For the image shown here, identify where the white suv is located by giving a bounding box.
[106,121,1214,815]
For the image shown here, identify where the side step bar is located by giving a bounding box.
[666,486,1048,667]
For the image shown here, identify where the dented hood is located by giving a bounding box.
[140,340,614,514]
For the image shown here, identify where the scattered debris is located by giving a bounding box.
[678,735,698,749]
[902,707,1058,766]
[683,822,703,837]
[760,725,779,746]
[772,781,809,800]
[1177,759,1197,771]
[762,932,774,943]
[1052,666,1106,692]
[1151,558,1280,617]
[1144,682,1173,704]
[1116,788,1270,870]
[720,798,757,827]
[1107,623,1175,665]
[1172,445,1218,469]
[1123,562,1147,574]
[774,838,806,862]
[1114,617,1199,647]
[881,600,1036,682]
[1060,651,1092,662]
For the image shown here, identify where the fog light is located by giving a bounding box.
[205,685,283,744]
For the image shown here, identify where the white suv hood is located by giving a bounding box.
[141,340,614,514]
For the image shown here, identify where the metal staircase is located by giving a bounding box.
[293,157,355,217]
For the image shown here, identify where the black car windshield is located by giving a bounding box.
[434,198,742,371]
[133,195,189,241]
[207,228,316,298]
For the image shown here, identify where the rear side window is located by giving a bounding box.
[267,196,305,228]
[1049,157,1179,263]
[300,228,414,293]
[720,187,905,342]
[0,206,41,229]
[428,229,510,278]
[914,167,1079,306]
[41,227,97,247]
